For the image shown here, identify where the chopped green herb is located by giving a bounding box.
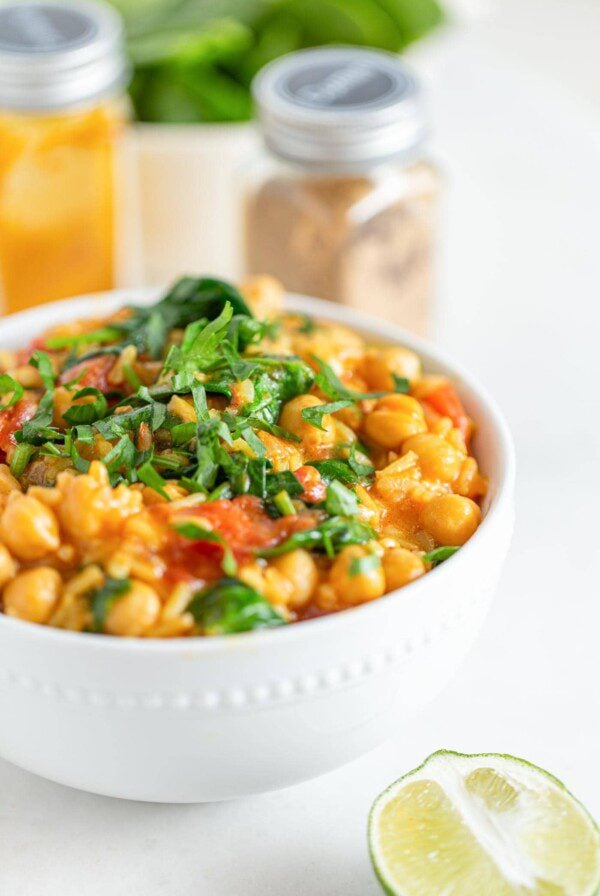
[301,399,353,431]
[122,364,141,390]
[297,313,317,334]
[137,460,170,499]
[308,459,356,485]
[44,326,121,350]
[0,373,24,410]
[325,479,360,516]
[348,444,376,478]
[30,351,55,390]
[187,577,285,635]
[265,470,303,498]
[9,443,35,478]
[62,387,108,425]
[422,546,460,566]
[348,553,381,578]
[392,374,410,393]
[273,490,296,516]
[258,516,376,559]
[312,355,410,403]
[90,577,132,632]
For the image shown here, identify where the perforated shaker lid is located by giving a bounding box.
[252,46,429,169]
[0,0,128,111]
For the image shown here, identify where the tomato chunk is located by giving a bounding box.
[294,465,327,503]
[0,396,37,454]
[424,382,471,442]
[188,496,317,557]
[59,355,114,392]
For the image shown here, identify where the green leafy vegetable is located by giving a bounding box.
[273,490,296,516]
[265,470,303,498]
[325,479,359,516]
[9,443,35,478]
[44,326,121,350]
[348,444,375,478]
[186,577,285,634]
[90,577,132,632]
[118,0,444,125]
[308,456,372,485]
[258,516,375,559]
[63,387,108,425]
[348,553,381,577]
[0,374,24,410]
[137,459,170,499]
[312,354,409,402]
[30,351,55,390]
[422,546,460,566]
[301,399,352,431]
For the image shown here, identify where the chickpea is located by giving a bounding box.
[360,347,422,391]
[383,548,425,591]
[0,493,60,560]
[364,394,426,448]
[104,580,161,637]
[329,545,385,606]
[421,494,482,546]
[279,394,336,452]
[271,549,319,608]
[3,567,62,624]
[240,275,284,318]
[402,433,464,484]
[57,474,104,540]
[259,432,303,472]
[0,464,22,496]
[0,543,16,587]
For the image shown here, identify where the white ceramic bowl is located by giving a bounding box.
[0,290,515,802]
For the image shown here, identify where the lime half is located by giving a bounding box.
[369,751,600,896]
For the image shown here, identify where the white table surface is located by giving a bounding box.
[2,18,600,896]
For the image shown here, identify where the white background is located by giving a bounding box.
[2,3,600,893]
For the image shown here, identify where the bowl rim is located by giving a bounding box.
[0,288,515,655]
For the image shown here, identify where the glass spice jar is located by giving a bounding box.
[0,0,131,313]
[244,47,440,336]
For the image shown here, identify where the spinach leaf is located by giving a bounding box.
[265,470,303,498]
[312,355,409,402]
[308,457,368,485]
[163,301,233,378]
[30,351,55,390]
[187,577,285,635]
[325,480,359,516]
[258,516,376,559]
[348,444,375,478]
[62,387,108,425]
[0,374,24,409]
[301,399,352,431]
[100,277,254,360]
[137,459,170,499]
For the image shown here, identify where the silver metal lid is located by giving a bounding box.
[252,46,429,170]
[0,0,128,111]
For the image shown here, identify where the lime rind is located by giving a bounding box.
[369,750,600,896]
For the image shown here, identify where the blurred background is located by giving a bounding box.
[1,0,598,325]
